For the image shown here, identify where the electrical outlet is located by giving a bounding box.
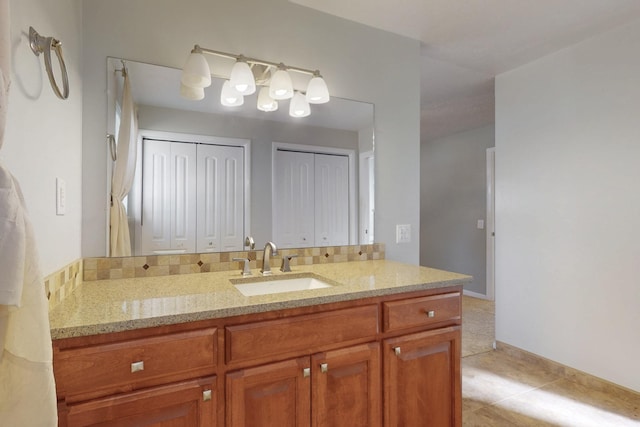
[56,178,66,215]
[396,224,411,243]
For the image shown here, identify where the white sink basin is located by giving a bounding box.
[233,276,333,296]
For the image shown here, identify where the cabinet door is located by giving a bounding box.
[314,154,349,247]
[311,342,381,427]
[65,376,216,427]
[197,144,244,252]
[226,357,311,427]
[273,150,315,248]
[383,326,461,427]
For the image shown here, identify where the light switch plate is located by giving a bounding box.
[396,224,411,243]
[56,178,66,215]
[477,219,485,229]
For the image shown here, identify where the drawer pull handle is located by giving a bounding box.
[320,363,328,373]
[425,310,436,318]
[393,347,401,356]
[130,361,144,373]
[202,390,212,402]
[303,368,311,378]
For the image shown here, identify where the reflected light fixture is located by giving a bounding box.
[257,87,278,112]
[289,91,310,117]
[269,64,294,100]
[220,80,244,107]
[180,83,205,101]
[180,45,329,118]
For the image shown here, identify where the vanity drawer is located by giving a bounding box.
[54,327,217,402]
[226,305,379,364]
[383,292,461,332]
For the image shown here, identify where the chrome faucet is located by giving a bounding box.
[260,241,278,276]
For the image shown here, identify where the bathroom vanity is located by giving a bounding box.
[50,260,470,427]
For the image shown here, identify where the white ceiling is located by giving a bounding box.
[290,0,640,140]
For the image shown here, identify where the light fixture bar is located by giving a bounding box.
[192,45,318,77]
[182,44,330,116]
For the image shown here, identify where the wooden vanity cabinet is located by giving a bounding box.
[53,287,462,427]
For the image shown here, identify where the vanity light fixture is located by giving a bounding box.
[269,64,294,100]
[180,45,329,117]
[229,56,256,95]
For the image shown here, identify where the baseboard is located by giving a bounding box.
[495,341,640,398]
[463,289,493,300]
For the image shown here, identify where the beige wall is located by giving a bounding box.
[495,20,640,392]
[3,0,83,274]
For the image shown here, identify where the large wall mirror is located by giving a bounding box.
[106,58,374,257]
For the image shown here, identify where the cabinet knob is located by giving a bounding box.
[393,347,401,356]
[202,390,212,401]
[303,368,310,378]
[320,363,328,373]
[425,310,435,318]
[131,361,144,373]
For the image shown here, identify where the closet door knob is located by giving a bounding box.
[393,347,401,356]
[320,363,328,373]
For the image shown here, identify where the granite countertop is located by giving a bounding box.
[49,260,471,340]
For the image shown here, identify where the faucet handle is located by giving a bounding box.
[232,258,252,277]
[280,255,298,273]
[245,236,255,250]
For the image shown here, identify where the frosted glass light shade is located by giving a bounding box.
[289,91,310,117]
[230,60,256,95]
[269,68,294,100]
[181,52,211,88]
[306,76,329,104]
[180,83,205,100]
[257,87,278,112]
[220,80,244,106]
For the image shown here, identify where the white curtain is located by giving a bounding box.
[110,71,138,256]
[0,0,58,424]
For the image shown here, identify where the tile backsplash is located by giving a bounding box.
[44,259,83,311]
[83,244,385,282]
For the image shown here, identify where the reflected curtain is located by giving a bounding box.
[110,71,138,256]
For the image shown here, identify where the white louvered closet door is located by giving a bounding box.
[274,150,315,248]
[314,153,349,246]
[196,144,244,252]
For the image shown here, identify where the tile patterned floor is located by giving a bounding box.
[461,296,640,426]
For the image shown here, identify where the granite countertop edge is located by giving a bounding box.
[50,260,472,340]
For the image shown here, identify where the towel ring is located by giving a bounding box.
[107,134,117,161]
[29,26,70,100]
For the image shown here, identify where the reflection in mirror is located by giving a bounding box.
[106,58,374,257]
